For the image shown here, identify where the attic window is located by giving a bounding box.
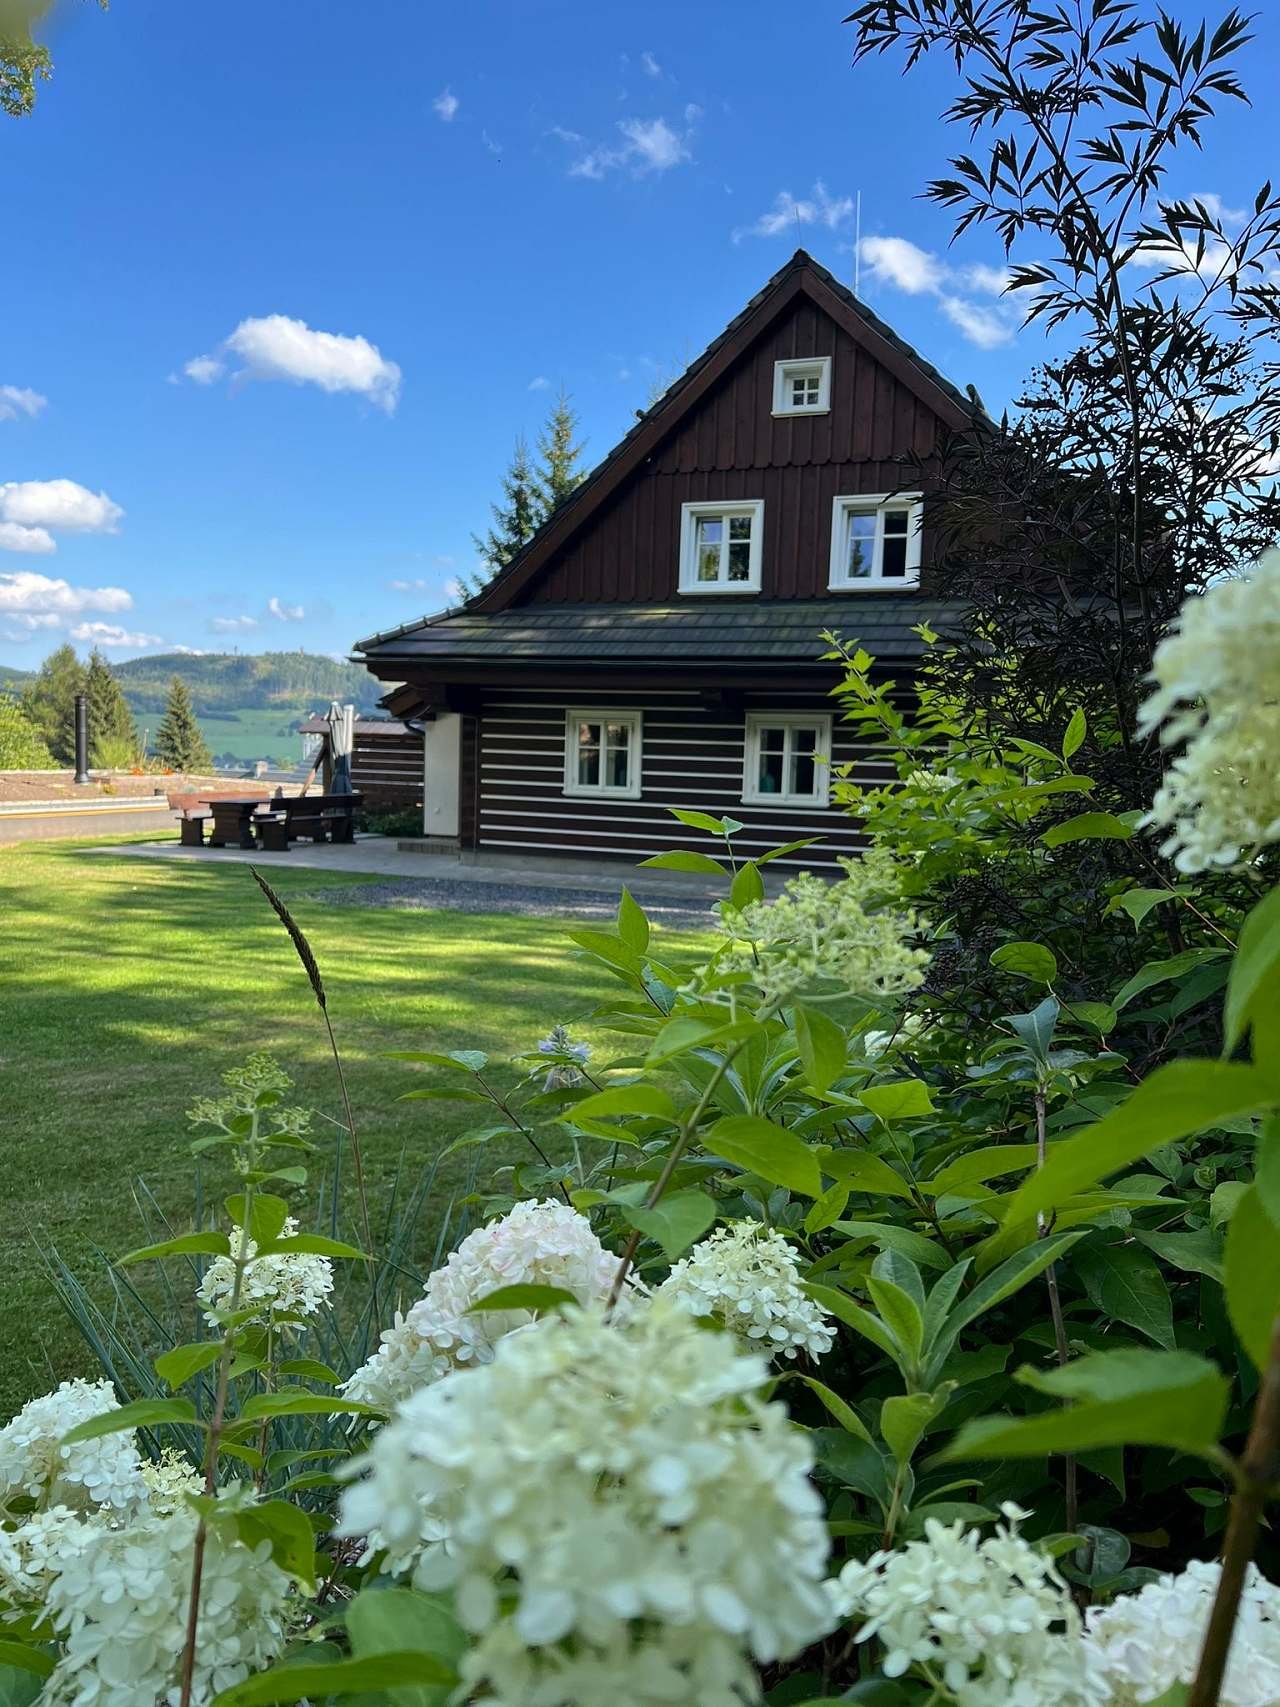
[773,357,831,416]
[678,500,764,595]
[829,493,923,589]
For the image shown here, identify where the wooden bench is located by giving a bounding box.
[168,789,271,848]
[256,792,362,853]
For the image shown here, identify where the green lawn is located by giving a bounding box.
[1,841,694,1415]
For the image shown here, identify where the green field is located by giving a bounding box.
[1,841,699,1415]
[185,706,312,766]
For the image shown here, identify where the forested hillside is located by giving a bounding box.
[111,651,380,713]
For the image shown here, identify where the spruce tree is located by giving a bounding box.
[152,676,212,772]
[84,650,139,766]
[535,388,586,516]
[20,643,84,765]
[0,693,55,768]
[467,435,541,596]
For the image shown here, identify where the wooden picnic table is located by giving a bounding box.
[208,797,277,850]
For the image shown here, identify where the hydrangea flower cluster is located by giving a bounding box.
[0,1379,146,1515]
[39,1499,292,1707]
[338,1301,836,1707]
[342,1199,626,1413]
[1085,1558,1280,1706]
[659,1222,835,1361]
[197,1215,334,1331]
[721,850,929,1006]
[1138,546,1280,871]
[863,1012,928,1060]
[0,1505,97,1605]
[830,1505,1108,1706]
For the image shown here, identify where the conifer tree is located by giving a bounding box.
[84,650,138,765]
[20,643,84,766]
[0,693,55,768]
[535,389,586,517]
[467,435,541,596]
[152,676,212,773]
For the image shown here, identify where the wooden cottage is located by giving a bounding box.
[355,250,979,870]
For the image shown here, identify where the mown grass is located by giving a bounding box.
[1,839,701,1414]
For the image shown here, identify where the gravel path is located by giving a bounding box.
[305,875,719,927]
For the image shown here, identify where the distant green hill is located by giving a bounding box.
[113,651,380,715]
[0,665,32,691]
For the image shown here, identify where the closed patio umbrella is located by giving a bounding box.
[327,701,355,794]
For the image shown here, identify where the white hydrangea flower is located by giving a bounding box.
[338,1301,836,1707]
[0,1505,100,1605]
[863,1012,928,1060]
[342,1199,626,1412]
[721,850,929,1005]
[659,1222,835,1361]
[830,1504,1108,1706]
[197,1215,333,1330]
[1085,1557,1280,1706]
[0,1379,147,1515]
[141,1448,203,1518]
[40,1500,291,1707]
[1137,547,1280,872]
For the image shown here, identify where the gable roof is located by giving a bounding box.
[355,249,984,654]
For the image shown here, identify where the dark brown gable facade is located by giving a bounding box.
[355,250,979,871]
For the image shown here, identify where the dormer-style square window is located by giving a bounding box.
[679,500,764,595]
[773,357,831,416]
[829,493,923,589]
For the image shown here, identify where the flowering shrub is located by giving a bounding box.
[658,1222,835,1360]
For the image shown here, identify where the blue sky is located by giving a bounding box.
[1,0,1275,667]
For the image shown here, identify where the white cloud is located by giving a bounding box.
[443,577,465,602]
[267,595,305,622]
[433,88,459,122]
[641,50,662,77]
[548,124,583,145]
[528,375,551,391]
[856,233,1019,349]
[570,115,692,180]
[168,645,208,655]
[69,621,163,648]
[0,386,47,423]
[0,522,55,555]
[733,181,854,243]
[183,355,226,385]
[180,316,402,412]
[481,129,502,157]
[1188,191,1246,226]
[389,578,427,593]
[210,614,259,633]
[0,570,134,635]
[0,478,124,536]
[1129,233,1236,280]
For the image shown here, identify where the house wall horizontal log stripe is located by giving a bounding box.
[349,728,424,810]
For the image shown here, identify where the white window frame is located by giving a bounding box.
[772,356,832,417]
[678,499,764,595]
[828,492,924,590]
[563,708,643,800]
[742,713,833,808]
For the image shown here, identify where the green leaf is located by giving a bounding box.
[1226,1185,1280,1371]
[944,1349,1229,1462]
[705,1114,823,1198]
[466,1283,578,1314]
[1134,1228,1224,1285]
[566,929,646,980]
[1065,1001,1118,1034]
[794,1004,846,1094]
[829,1221,951,1271]
[757,837,822,865]
[645,1015,764,1066]
[237,1393,381,1421]
[62,1397,198,1444]
[804,1282,904,1367]
[211,1652,456,1705]
[398,1086,493,1104]
[926,1145,1039,1198]
[804,1181,850,1235]
[985,1062,1279,1266]
[347,1586,466,1706]
[154,1341,223,1389]
[942,1234,1084,1350]
[229,1499,317,1587]
[1076,1244,1175,1348]
[881,1388,951,1466]
[1224,886,1280,1060]
[858,1079,935,1121]
[225,1192,289,1246]
[1062,707,1086,760]
[275,1358,341,1384]
[820,1149,916,1202]
[990,941,1058,983]
[253,1234,366,1260]
[0,1647,52,1682]
[729,861,765,909]
[637,849,727,875]
[668,807,730,834]
[783,1374,875,1444]
[867,1275,923,1363]
[620,1189,717,1259]
[1114,887,1177,928]
[384,1049,487,1072]
[1041,811,1135,847]
[616,886,650,952]
[1113,948,1228,1012]
[119,1231,231,1266]
[570,1085,676,1123]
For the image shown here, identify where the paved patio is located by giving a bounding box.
[87,836,725,924]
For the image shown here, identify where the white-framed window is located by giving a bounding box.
[678,499,764,595]
[773,356,832,416]
[829,493,923,589]
[563,709,643,799]
[743,713,832,807]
